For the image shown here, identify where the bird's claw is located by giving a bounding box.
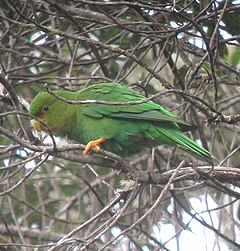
[83,145,101,155]
[83,137,107,155]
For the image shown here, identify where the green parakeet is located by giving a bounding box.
[29,83,211,161]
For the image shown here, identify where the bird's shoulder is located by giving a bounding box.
[76,83,142,101]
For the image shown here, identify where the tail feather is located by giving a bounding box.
[157,128,212,162]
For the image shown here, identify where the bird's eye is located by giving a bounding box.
[43,105,49,112]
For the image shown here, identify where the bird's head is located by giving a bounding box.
[29,92,58,133]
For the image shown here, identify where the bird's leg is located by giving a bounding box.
[83,137,107,155]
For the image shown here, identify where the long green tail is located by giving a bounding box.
[158,128,212,163]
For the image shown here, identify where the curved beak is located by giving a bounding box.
[31,119,42,132]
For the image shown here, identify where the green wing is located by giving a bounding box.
[79,83,194,131]
[78,84,211,160]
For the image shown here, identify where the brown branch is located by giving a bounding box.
[0,224,64,242]
[173,193,240,249]
[1,123,240,189]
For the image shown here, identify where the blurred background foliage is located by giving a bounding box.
[0,0,240,250]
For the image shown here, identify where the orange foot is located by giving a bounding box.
[83,137,107,155]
